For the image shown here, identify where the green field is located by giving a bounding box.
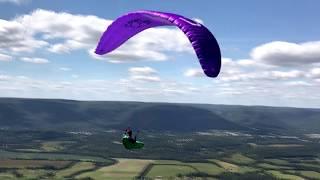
[0,129,320,179]
[76,158,153,180]
[257,163,293,170]
[41,141,67,152]
[0,173,16,179]
[146,164,197,178]
[16,169,54,179]
[264,158,290,165]
[287,170,320,179]
[224,153,255,165]
[56,162,96,178]
[210,159,239,172]
[267,170,304,180]
[190,163,224,175]
[0,156,318,179]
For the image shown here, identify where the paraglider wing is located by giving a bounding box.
[95,10,221,77]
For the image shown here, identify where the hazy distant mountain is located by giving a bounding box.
[0,98,319,133]
[119,104,247,131]
[193,104,320,133]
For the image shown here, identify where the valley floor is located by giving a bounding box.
[1,152,320,179]
[1,129,320,179]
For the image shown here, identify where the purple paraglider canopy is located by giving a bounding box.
[95,10,221,77]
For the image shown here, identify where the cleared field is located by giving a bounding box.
[0,159,71,169]
[237,166,258,173]
[0,172,16,179]
[299,162,320,169]
[146,164,197,178]
[224,153,255,164]
[41,141,66,152]
[266,144,304,148]
[16,169,54,179]
[15,149,42,152]
[248,143,304,148]
[210,159,239,172]
[290,170,320,179]
[267,170,304,180]
[76,158,153,180]
[56,162,95,178]
[154,160,185,164]
[190,163,224,175]
[264,158,290,165]
[257,163,292,170]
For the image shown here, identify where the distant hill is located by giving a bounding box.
[0,98,319,133]
[193,104,320,133]
[119,104,247,131]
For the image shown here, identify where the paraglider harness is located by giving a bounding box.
[125,128,137,143]
[122,128,144,150]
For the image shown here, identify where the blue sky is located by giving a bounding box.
[0,0,319,108]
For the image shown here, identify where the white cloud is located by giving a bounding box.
[251,41,320,67]
[91,27,192,62]
[1,9,193,63]
[20,57,49,64]
[184,68,204,77]
[1,9,320,108]
[59,67,72,71]
[0,9,107,55]
[0,0,29,5]
[48,40,90,54]
[285,81,312,86]
[131,75,161,82]
[0,74,11,81]
[0,19,48,53]
[128,66,160,82]
[192,18,204,24]
[71,74,79,78]
[163,89,187,95]
[270,70,304,79]
[0,53,12,61]
[129,66,157,75]
[104,48,168,62]
[308,68,320,78]
[16,9,108,52]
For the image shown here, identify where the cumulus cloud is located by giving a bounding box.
[129,66,157,75]
[16,9,108,52]
[0,74,11,81]
[0,19,48,53]
[128,66,160,82]
[308,68,320,79]
[20,57,49,64]
[251,41,320,67]
[0,53,12,61]
[1,9,319,107]
[71,74,79,78]
[270,70,304,79]
[0,0,29,5]
[285,81,312,87]
[0,9,108,57]
[1,9,194,63]
[131,75,161,82]
[59,67,72,71]
[91,27,192,62]
[184,68,204,77]
[192,18,204,24]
